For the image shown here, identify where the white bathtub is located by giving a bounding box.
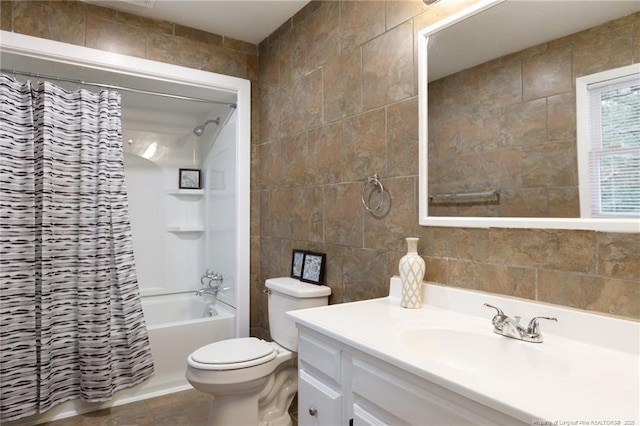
[19,292,235,425]
[142,291,234,326]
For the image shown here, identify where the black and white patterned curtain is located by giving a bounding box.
[0,75,154,422]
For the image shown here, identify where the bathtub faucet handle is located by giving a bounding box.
[210,273,224,287]
[201,269,209,283]
[201,268,218,286]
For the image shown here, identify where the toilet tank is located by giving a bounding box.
[265,277,331,352]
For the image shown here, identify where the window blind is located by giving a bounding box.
[587,75,640,217]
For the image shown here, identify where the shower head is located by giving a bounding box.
[193,117,221,136]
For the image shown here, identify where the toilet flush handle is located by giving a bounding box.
[308,407,317,417]
[263,288,271,296]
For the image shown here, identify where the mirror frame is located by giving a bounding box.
[417,0,639,233]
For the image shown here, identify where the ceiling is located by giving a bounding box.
[428,0,640,81]
[87,0,310,44]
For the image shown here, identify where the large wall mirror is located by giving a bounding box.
[418,0,639,232]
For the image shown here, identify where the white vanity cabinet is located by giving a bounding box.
[297,326,524,426]
[291,278,640,424]
[297,329,346,425]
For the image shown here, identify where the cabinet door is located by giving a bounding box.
[353,401,411,426]
[298,369,343,426]
[299,331,342,383]
[352,358,524,425]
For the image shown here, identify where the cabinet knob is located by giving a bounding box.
[308,407,317,417]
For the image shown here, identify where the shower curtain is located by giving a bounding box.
[0,75,154,422]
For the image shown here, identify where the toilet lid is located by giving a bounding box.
[191,337,276,365]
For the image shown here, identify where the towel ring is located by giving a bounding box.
[361,174,384,212]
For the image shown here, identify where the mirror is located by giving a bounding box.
[418,0,639,232]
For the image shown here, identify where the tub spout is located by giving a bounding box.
[195,288,218,297]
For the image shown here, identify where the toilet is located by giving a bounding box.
[186,277,331,426]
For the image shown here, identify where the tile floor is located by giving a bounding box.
[41,389,208,426]
[41,388,298,426]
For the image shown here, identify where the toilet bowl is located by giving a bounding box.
[187,338,296,426]
[186,277,331,426]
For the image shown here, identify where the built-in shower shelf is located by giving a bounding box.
[166,188,204,197]
[166,225,204,233]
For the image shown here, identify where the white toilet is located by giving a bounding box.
[186,277,331,426]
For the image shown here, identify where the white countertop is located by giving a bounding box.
[288,277,640,424]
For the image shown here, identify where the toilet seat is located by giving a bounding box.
[189,337,278,371]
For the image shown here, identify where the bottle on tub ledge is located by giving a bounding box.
[399,237,426,309]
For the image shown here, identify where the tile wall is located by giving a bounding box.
[254,0,640,333]
[0,1,257,77]
[2,1,638,338]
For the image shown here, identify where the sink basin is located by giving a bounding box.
[399,328,570,381]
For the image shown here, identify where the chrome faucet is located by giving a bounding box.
[196,269,229,298]
[484,303,557,343]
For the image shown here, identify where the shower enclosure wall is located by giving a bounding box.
[0,31,250,424]
[122,103,238,304]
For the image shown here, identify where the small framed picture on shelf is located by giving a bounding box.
[179,168,201,189]
[300,251,326,285]
[291,249,306,279]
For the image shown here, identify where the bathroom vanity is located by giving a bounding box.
[288,278,640,425]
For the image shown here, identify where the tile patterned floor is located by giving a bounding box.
[42,389,209,425]
[41,388,298,426]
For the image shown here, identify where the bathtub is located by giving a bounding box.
[18,292,235,425]
[142,291,234,326]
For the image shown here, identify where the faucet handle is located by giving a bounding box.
[484,303,506,317]
[483,303,504,314]
[484,303,508,327]
[527,316,558,335]
[201,268,213,283]
[209,273,224,289]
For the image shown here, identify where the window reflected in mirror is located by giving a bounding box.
[577,65,640,219]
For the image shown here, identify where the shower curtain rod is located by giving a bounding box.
[1,68,237,108]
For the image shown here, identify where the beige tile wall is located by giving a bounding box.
[428,13,639,218]
[2,1,638,338]
[254,0,639,334]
